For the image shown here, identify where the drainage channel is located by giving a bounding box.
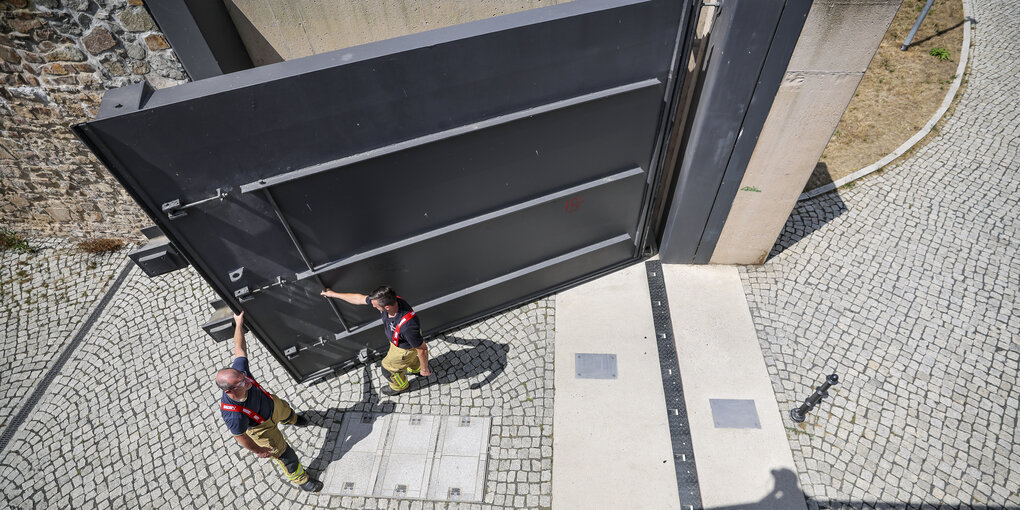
[0,261,134,454]
[645,260,704,510]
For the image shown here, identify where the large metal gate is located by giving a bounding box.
[73,0,697,382]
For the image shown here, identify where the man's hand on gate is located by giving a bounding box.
[233,311,248,359]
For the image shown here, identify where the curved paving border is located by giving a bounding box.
[0,262,557,509]
[0,261,133,454]
[800,0,974,202]
[743,0,1020,504]
[0,239,129,439]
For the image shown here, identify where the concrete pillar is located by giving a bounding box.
[223,0,571,65]
[710,0,902,265]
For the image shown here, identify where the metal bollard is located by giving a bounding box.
[790,374,839,423]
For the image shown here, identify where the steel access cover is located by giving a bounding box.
[709,398,761,429]
[321,413,491,501]
[575,353,618,379]
[321,412,392,496]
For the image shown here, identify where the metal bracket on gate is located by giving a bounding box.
[161,188,227,219]
[284,335,341,360]
[233,275,288,302]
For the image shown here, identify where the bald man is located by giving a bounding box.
[215,312,322,492]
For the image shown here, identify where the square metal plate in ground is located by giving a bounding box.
[709,399,761,429]
[320,413,491,502]
[374,414,441,499]
[321,412,392,496]
[426,415,490,501]
[575,353,618,379]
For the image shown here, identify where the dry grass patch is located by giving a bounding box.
[77,238,126,254]
[806,0,965,191]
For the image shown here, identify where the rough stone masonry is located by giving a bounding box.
[0,0,188,240]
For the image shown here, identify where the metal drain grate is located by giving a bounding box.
[646,260,703,509]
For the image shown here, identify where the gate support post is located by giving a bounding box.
[708,0,901,264]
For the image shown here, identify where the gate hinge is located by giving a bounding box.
[162,187,227,219]
[233,275,288,302]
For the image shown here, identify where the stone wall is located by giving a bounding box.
[0,0,188,240]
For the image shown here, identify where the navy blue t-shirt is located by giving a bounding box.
[220,356,274,435]
[367,296,423,349]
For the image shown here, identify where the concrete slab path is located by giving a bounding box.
[664,264,805,510]
[552,262,681,510]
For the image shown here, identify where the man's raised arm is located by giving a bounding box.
[320,289,369,305]
[233,312,248,359]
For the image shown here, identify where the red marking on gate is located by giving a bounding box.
[565,196,584,213]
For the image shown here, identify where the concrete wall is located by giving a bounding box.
[710,0,901,264]
[0,0,188,239]
[223,0,572,65]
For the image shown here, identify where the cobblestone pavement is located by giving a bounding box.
[0,238,127,438]
[0,261,554,509]
[741,0,1020,507]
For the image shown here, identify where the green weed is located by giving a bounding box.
[0,227,36,253]
[929,47,951,61]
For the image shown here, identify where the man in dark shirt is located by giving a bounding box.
[321,285,432,395]
[215,312,323,492]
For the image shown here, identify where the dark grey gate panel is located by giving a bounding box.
[73,0,693,382]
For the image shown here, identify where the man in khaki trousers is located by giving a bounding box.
[214,312,322,492]
[321,285,432,395]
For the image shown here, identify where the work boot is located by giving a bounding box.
[284,412,310,427]
[299,479,323,492]
[381,386,405,397]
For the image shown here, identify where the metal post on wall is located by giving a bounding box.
[900,0,936,51]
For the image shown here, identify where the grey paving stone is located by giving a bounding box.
[0,238,128,439]
[0,260,555,509]
[740,0,1020,506]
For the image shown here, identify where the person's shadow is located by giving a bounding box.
[300,336,509,478]
[400,335,509,392]
[302,364,396,478]
[709,468,805,510]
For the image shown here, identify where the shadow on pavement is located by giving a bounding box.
[377,335,509,393]
[767,191,848,261]
[302,364,395,478]
[300,336,508,477]
[708,468,802,510]
[707,468,1019,509]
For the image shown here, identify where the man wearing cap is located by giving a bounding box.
[214,311,323,492]
[321,285,432,395]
